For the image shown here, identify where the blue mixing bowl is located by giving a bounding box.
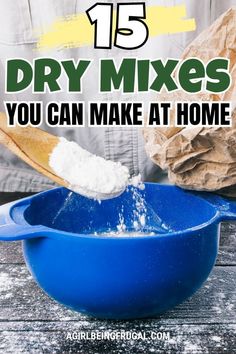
[0,183,236,319]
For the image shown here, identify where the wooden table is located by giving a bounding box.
[0,192,235,354]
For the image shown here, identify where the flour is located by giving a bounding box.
[117,208,127,232]
[96,230,156,237]
[49,137,142,200]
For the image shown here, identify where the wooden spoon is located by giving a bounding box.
[0,112,126,199]
[0,112,69,189]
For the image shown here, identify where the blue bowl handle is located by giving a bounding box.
[197,193,236,221]
[0,223,48,241]
[0,200,49,241]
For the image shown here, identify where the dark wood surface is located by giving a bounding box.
[0,193,235,354]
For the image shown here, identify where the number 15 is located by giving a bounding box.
[86,2,149,50]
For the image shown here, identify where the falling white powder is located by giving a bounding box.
[133,220,139,230]
[117,211,127,233]
[49,137,142,200]
[130,175,145,189]
[139,214,146,227]
[132,186,147,229]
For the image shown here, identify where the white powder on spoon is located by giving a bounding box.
[49,137,142,200]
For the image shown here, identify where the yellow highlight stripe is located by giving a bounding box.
[37,5,196,50]
[147,5,196,36]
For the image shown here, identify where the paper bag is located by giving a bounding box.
[144,8,236,196]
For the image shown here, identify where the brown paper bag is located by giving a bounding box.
[144,8,236,196]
